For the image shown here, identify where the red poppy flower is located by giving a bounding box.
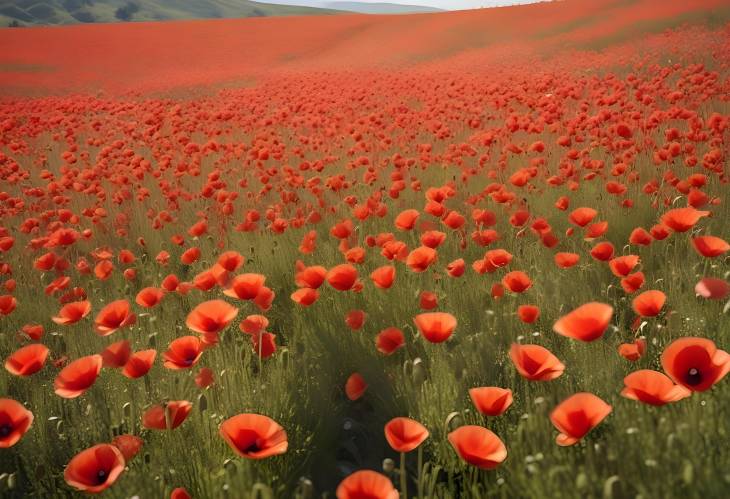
[448,425,507,469]
[21,324,44,341]
[509,343,564,381]
[5,344,49,376]
[136,287,165,308]
[180,246,200,265]
[413,312,456,343]
[650,224,670,240]
[376,327,405,355]
[224,274,266,300]
[469,387,513,416]
[419,291,438,310]
[370,265,396,289]
[550,393,611,446]
[568,207,597,227]
[219,413,288,459]
[94,300,136,336]
[161,274,180,292]
[517,305,540,324]
[618,338,646,361]
[52,300,92,325]
[240,315,269,335]
[345,310,366,331]
[163,336,203,370]
[629,227,653,246]
[553,302,613,342]
[251,332,277,359]
[345,373,367,401]
[336,470,398,499]
[485,249,512,270]
[94,260,114,280]
[122,349,157,379]
[64,444,125,493]
[620,272,645,294]
[54,354,102,398]
[695,277,729,300]
[632,290,666,317]
[692,236,729,258]
[446,258,465,277]
[621,370,691,406]
[295,265,327,289]
[291,287,319,306]
[0,398,34,448]
[326,264,359,291]
[171,488,192,499]
[384,417,429,453]
[502,271,532,293]
[111,434,143,461]
[185,300,238,335]
[254,286,276,312]
[100,340,132,368]
[395,209,419,230]
[590,242,614,261]
[608,255,640,277]
[195,367,215,388]
[661,207,709,232]
[142,401,192,430]
[406,246,437,273]
[661,337,730,392]
[217,251,244,272]
[421,230,446,248]
[554,252,580,268]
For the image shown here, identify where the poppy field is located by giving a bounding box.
[0,0,729,497]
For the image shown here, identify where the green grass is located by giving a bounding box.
[1,113,728,498]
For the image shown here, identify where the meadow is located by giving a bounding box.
[0,0,729,497]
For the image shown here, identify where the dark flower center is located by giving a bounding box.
[0,424,12,437]
[96,469,108,484]
[244,441,262,453]
[685,368,702,386]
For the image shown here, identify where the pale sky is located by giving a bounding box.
[267,1,541,11]
[346,0,538,8]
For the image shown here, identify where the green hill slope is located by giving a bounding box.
[0,0,341,26]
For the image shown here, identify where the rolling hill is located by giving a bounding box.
[0,0,341,26]
[1,0,728,95]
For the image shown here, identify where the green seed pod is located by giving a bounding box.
[412,357,426,386]
[223,459,237,475]
[682,460,694,485]
[296,477,313,499]
[602,475,621,499]
[251,483,274,499]
[444,411,461,433]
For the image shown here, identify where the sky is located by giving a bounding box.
[266,1,540,11]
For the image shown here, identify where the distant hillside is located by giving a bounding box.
[0,0,340,26]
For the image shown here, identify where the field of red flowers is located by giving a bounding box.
[0,0,729,497]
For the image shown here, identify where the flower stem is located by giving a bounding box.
[400,451,408,499]
[417,446,423,498]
